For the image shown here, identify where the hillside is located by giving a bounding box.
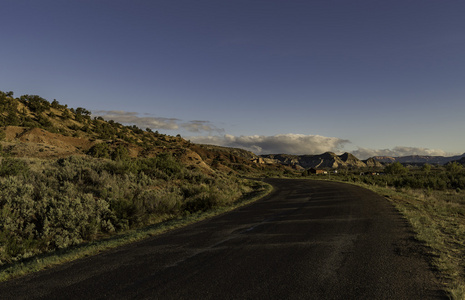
[0,91,294,176]
[363,157,384,167]
[0,93,183,155]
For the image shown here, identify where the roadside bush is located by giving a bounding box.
[184,192,217,213]
[0,155,255,265]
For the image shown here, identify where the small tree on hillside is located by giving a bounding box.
[62,109,72,119]
[87,143,111,158]
[111,144,129,161]
[20,95,50,113]
[5,111,20,126]
[76,107,91,116]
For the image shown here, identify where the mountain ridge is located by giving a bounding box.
[260,152,383,169]
[372,153,465,165]
[259,151,465,169]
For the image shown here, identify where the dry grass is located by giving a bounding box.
[362,185,465,299]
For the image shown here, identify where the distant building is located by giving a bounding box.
[308,168,327,174]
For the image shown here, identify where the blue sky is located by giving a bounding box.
[2,0,464,158]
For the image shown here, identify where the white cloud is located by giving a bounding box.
[189,134,350,155]
[92,110,223,133]
[352,146,455,160]
[181,120,225,134]
[93,110,179,130]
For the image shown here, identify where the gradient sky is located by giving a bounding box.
[2,0,464,158]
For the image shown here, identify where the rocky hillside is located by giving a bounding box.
[260,152,383,169]
[364,157,384,167]
[0,91,295,176]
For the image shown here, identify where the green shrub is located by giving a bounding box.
[19,95,50,113]
[384,162,408,175]
[0,155,257,265]
[111,144,129,161]
[87,143,111,158]
[0,158,29,177]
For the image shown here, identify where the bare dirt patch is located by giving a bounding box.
[2,126,96,158]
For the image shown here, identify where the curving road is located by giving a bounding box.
[0,179,445,299]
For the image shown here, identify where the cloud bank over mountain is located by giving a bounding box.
[92,111,457,159]
[189,134,350,155]
[93,110,224,134]
[190,134,456,159]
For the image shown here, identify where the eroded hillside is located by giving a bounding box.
[0,91,295,176]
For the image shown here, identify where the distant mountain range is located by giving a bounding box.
[259,152,465,169]
[371,153,465,165]
[260,152,383,169]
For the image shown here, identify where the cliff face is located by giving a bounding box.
[261,154,300,165]
[339,152,367,168]
[363,157,384,168]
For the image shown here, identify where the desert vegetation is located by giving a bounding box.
[0,155,268,267]
[336,161,465,191]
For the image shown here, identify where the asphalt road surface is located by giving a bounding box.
[0,179,445,299]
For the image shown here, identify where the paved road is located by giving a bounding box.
[0,179,445,299]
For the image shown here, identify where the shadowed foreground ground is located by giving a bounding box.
[0,179,446,299]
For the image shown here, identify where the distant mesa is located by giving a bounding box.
[371,156,396,163]
[258,152,465,169]
[259,152,382,169]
